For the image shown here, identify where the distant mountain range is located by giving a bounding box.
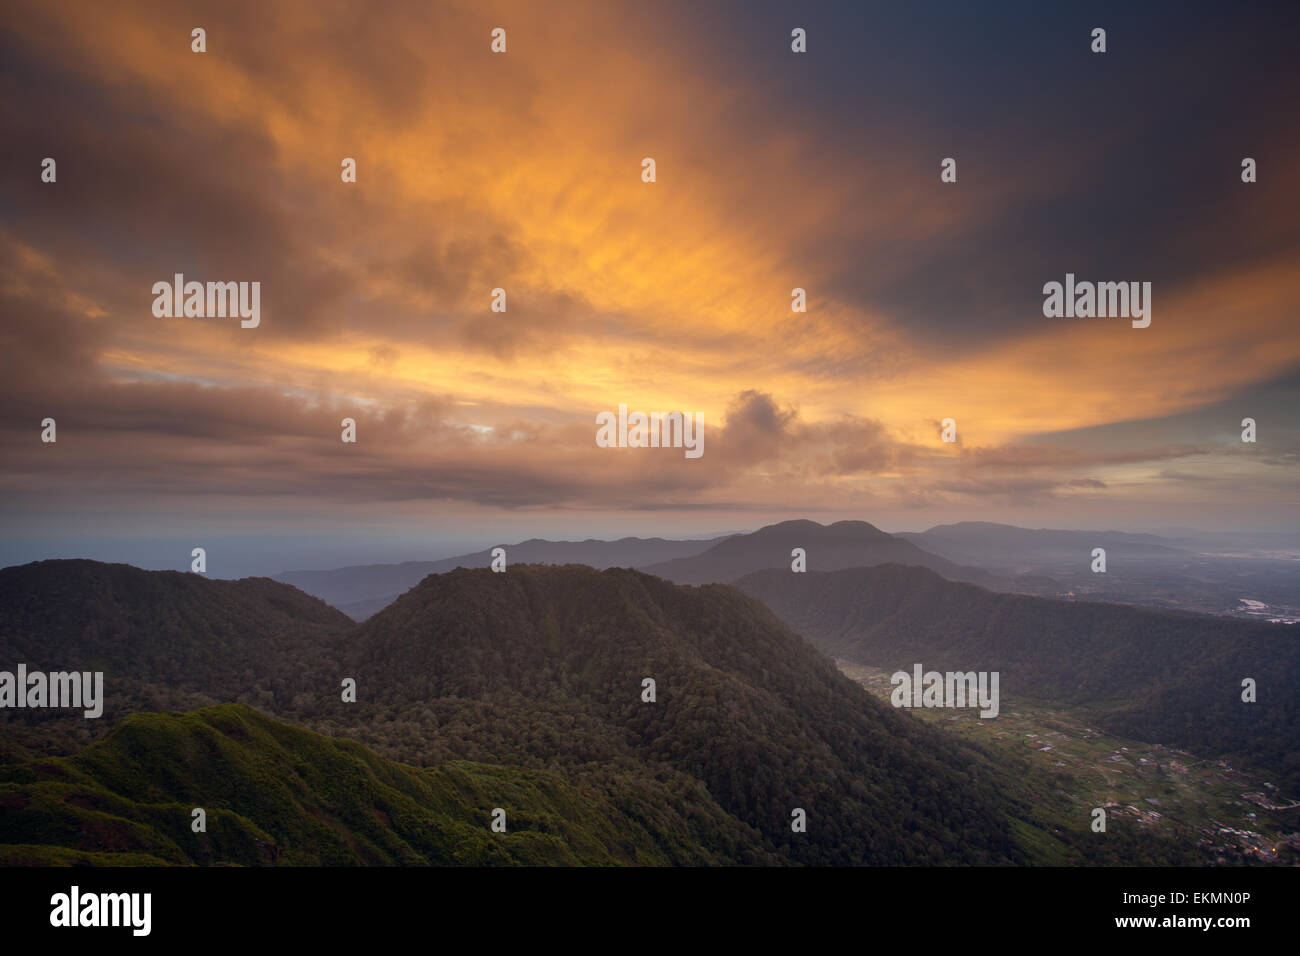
[0,558,1197,865]
[275,520,995,619]
[274,519,1300,626]
[895,521,1189,571]
[275,536,724,619]
[897,522,1300,612]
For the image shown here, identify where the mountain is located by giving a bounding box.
[0,558,1197,865]
[897,522,1300,614]
[0,704,765,865]
[328,563,1075,865]
[275,536,725,619]
[273,521,1001,621]
[896,522,1188,571]
[734,564,1300,790]
[641,519,996,586]
[0,559,353,738]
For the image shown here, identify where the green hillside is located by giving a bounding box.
[0,703,768,865]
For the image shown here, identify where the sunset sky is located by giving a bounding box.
[2,0,1298,575]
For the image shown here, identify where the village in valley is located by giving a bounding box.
[839,660,1300,865]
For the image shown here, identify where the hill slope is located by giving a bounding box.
[0,704,765,865]
[0,560,353,743]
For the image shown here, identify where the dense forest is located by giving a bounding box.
[0,559,1213,865]
[0,704,768,865]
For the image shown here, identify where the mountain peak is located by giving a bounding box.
[641,518,991,586]
[750,518,889,538]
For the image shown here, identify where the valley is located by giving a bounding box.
[839,659,1300,866]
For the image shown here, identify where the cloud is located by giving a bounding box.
[1,0,1297,542]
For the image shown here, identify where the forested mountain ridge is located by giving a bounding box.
[0,560,353,747]
[0,559,1212,865]
[0,559,353,672]
[336,563,1021,865]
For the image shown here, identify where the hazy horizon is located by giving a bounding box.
[5,515,1298,579]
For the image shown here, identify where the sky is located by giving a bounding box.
[2,0,1298,576]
